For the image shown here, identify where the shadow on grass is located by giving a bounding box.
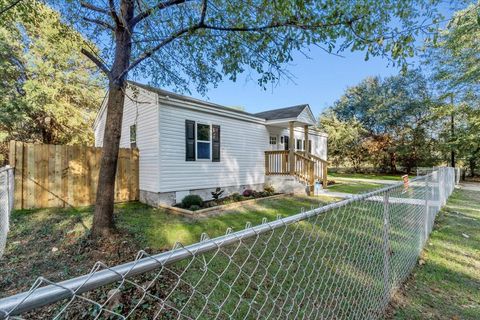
[387,188,480,320]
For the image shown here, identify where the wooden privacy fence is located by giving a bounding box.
[9,141,139,209]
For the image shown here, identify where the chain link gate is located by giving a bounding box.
[0,168,456,319]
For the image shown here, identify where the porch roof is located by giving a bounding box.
[253,104,308,120]
[254,104,316,126]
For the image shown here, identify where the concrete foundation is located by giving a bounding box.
[265,175,308,195]
[140,183,265,207]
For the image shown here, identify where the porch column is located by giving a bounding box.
[304,125,310,157]
[289,121,295,174]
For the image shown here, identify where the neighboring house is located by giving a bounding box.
[94,82,328,206]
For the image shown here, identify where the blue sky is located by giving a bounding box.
[186,48,403,117]
[151,2,465,118]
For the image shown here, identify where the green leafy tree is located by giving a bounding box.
[424,3,480,174]
[45,0,444,236]
[318,112,367,171]
[328,70,440,172]
[0,0,104,158]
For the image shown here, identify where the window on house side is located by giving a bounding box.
[130,124,136,143]
[269,136,277,145]
[296,139,303,150]
[197,123,211,160]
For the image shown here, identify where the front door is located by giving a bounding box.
[284,136,289,151]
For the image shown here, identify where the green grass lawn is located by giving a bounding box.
[117,195,333,249]
[326,179,384,194]
[387,188,480,320]
[0,195,332,298]
[329,172,404,181]
[2,187,477,319]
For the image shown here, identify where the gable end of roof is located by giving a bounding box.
[253,104,309,120]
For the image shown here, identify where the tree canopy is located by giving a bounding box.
[424,2,480,175]
[320,3,480,175]
[49,0,446,93]
[320,70,440,172]
[424,2,480,100]
[0,0,104,163]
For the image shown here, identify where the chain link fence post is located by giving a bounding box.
[382,191,390,306]
[0,166,13,258]
[424,173,430,243]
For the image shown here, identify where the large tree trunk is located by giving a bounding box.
[91,82,127,237]
[92,0,134,238]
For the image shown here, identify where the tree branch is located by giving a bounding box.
[81,48,112,79]
[0,0,23,17]
[200,0,207,24]
[83,16,115,30]
[80,1,109,15]
[108,0,121,26]
[202,17,362,32]
[117,23,202,81]
[130,0,190,26]
[120,15,363,82]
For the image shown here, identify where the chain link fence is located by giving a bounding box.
[0,166,14,258]
[0,168,456,319]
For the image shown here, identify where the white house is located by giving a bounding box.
[94,82,328,206]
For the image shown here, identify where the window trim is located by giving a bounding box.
[296,139,304,151]
[269,136,277,145]
[129,124,137,144]
[195,122,212,161]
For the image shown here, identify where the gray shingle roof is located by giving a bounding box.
[253,104,309,120]
[128,81,310,121]
[128,81,255,117]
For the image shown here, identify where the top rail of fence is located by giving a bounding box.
[0,173,433,318]
[0,166,13,174]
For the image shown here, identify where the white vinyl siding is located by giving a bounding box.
[93,87,160,192]
[297,107,316,125]
[158,103,269,192]
[94,99,107,147]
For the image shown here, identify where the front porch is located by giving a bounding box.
[264,120,328,194]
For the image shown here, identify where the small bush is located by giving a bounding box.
[259,191,273,198]
[231,193,244,202]
[264,184,275,194]
[181,194,203,208]
[242,189,253,197]
[189,205,201,211]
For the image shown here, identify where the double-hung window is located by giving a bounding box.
[269,136,277,145]
[185,120,221,162]
[196,123,211,160]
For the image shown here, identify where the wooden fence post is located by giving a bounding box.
[322,163,328,188]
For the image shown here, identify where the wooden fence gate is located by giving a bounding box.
[9,141,139,209]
